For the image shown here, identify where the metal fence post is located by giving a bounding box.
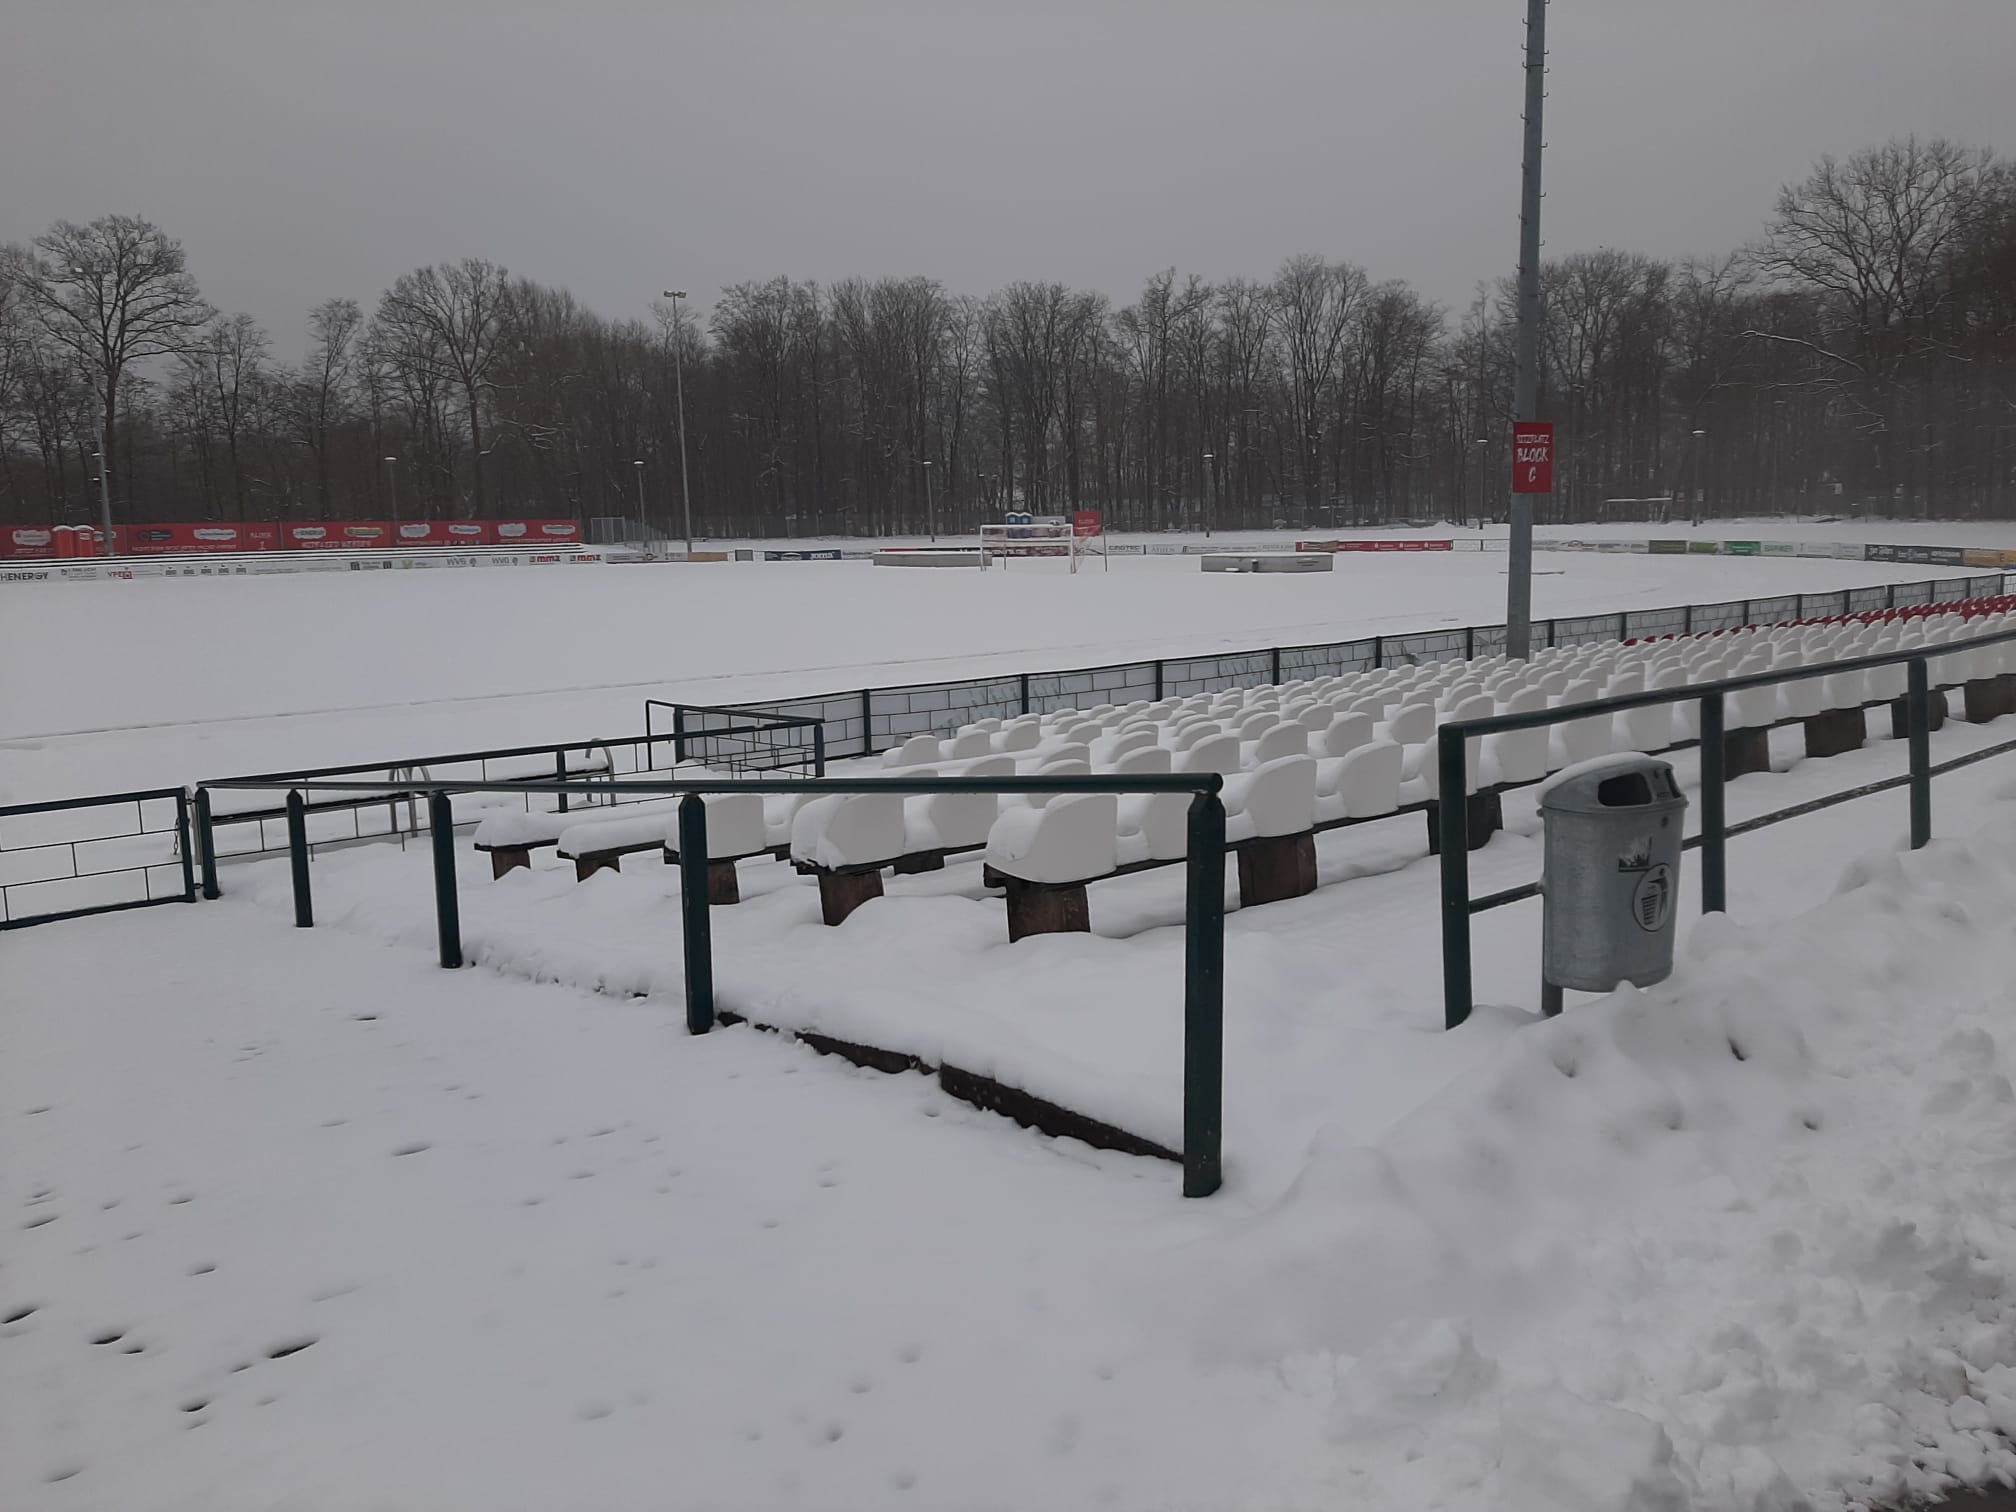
[1269,646,1282,684]
[1437,728,1473,1030]
[812,724,827,778]
[1683,604,1693,635]
[1152,661,1164,700]
[286,789,313,928]
[429,791,462,968]
[673,704,688,766]
[194,787,221,900]
[1740,600,1753,627]
[678,794,715,1035]
[1182,790,1225,1197]
[1907,657,1932,848]
[555,750,570,814]
[1699,693,1727,913]
[175,792,197,903]
[862,688,876,752]
[1546,619,1557,649]
[1372,635,1384,668]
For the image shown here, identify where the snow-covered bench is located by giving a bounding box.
[983,755,1321,940]
[474,794,686,879]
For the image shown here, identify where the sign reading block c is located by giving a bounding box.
[1512,421,1554,494]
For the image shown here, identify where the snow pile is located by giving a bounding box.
[1150,817,2016,1509]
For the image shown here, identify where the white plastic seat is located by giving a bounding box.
[1487,689,1552,785]
[791,791,907,870]
[985,794,1118,885]
[1225,755,1317,842]
[1028,756,1090,807]
[882,734,944,768]
[994,722,1042,754]
[1250,724,1308,764]
[1113,744,1172,775]
[946,729,994,760]
[1335,740,1404,818]
[1178,733,1242,776]
[1383,703,1436,747]
[1551,680,1611,768]
[1117,789,1189,864]
[1101,727,1159,763]
[1314,711,1374,760]
[1417,696,1494,798]
[1172,722,1224,753]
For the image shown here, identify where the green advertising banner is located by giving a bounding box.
[1723,540,1762,556]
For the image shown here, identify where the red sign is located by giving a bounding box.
[394,521,494,547]
[1512,422,1554,494]
[1072,510,1103,539]
[492,519,581,544]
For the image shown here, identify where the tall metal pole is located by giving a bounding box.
[94,450,114,556]
[384,456,399,530]
[922,459,936,541]
[634,459,647,540]
[1504,0,1547,659]
[1202,451,1214,537]
[663,290,695,556]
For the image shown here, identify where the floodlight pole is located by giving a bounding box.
[662,290,695,556]
[93,449,114,556]
[1504,0,1547,660]
[922,459,936,541]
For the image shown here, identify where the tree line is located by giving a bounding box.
[2,135,2012,538]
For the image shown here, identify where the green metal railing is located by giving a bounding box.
[644,700,826,775]
[1436,623,2016,1030]
[0,788,196,929]
[202,771,1231,1198]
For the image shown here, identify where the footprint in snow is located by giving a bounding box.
[391,1142,430,1158]
[266,1336,317,1359]
[22,1213,58,1230]
[3,1303,37,1326]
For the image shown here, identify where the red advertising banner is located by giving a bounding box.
[121,523,274,555]
[393,520,494,547]
[1512,421,1554,494]
[491,519,582,544]
[1,526,56,560]
[285,521,395,549]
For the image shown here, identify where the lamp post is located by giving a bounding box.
[921,459,936,541]
[383,456,399,529]
[1504,0,1548,659]
[1202,451,1215,536]
[91,449,113,555]
[1473,436,1488,529]
[1690,427,1707,526]
[634,459,649,541]
[660,290,695,555]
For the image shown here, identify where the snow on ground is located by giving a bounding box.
[1,516,1998,804]
[12,693,2016,1508]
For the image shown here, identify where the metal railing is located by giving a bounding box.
[0,788,196,929]
[201,771,1232,1198]
[644,700,826,775]
[730,572,2012,762]
[1435,623,2016,1031]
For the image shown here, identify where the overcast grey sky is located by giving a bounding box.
[6,0,2014,356]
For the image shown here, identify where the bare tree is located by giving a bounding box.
[289,298,361,515]
[181,313,271,518]
[375,259,512,515]
[20,216,212,513]
[1268,255,1367,518]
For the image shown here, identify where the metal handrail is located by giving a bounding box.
[200,769,1229,1198]
[1435,621,2016,1032]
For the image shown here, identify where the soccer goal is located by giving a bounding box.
[978,513,1106,572]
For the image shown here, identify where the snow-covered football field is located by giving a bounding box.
[11,520,2016,1511]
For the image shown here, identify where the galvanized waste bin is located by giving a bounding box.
[1538,756,1687,1015]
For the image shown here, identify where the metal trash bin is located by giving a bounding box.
[1538,756,1687,1015]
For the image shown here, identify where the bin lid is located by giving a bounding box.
[1537,753,1686,815]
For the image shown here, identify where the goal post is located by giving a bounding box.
[978,510,1107,572]
[980,522,1077,571]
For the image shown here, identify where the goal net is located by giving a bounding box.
[979,517,1104,571]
